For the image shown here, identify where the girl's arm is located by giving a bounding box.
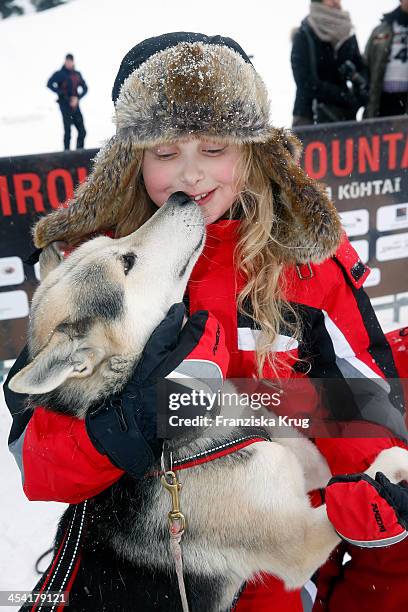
[307,240,408,610]
[4,310,229,504]
[4,349,124,504]
[303,237,407,472]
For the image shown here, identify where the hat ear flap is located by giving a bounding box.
[255,128,342,264]
[33,135,142,248]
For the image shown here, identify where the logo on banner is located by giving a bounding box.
[339,209,369,237]
[377,203,408,232]
[376,233,408,262]
[0,291,29,321]
[0,257,24,287]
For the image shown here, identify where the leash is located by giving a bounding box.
[161,469,190,612]
[159,433,271,612]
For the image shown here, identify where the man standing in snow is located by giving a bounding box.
[47,53,88,150]
[365,0,408,118]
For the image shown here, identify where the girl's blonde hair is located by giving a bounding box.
[114,143,301,376]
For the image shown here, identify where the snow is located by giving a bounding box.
[0,0,405,605]
[0,391,66,610]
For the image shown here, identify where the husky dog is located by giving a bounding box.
[9,194,408,612]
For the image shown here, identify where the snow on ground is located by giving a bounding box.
[0,1,406,606]
[0,391,66,610]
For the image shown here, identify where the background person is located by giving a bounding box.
[291,0,368,126]
[365,0,408,118]
[47,53,88,150]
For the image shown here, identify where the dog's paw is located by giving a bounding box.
[365,447,408,484]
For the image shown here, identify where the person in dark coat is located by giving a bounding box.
[365,1,408,118]
[291,0,368,126]
[47,53,88,150]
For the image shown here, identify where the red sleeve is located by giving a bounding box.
[310,239,407,473]
[310,241,408,609]
[23,407,123,503]
[315,432,408,475]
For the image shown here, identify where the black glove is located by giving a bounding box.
[85,303,226,478]
[376,472,408,528]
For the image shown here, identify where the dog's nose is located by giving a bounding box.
[168,191,193,206]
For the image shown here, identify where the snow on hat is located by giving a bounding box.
[111,32,254,104]
[33,32,341,264]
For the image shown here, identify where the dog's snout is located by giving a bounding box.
[168,191,194,207]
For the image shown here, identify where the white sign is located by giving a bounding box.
[0,290,29,320]
[350,239,369,264]
[377,203,408,232]
[363,267,381,288]
[0,257,24,287]
[376,232,408,262]
[34,262,41,281]
[339,209,369,237]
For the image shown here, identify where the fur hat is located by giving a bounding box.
[33,32,342,264]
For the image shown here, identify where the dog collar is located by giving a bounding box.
[152,430,272,477]
[172,434,271,471]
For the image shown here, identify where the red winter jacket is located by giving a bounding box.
[5,220,408,611]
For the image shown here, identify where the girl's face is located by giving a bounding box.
[142,138,243,225]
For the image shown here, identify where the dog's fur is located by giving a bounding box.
[10,196,408,611]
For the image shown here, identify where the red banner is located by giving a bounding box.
[296,116,408,298]
[0,149,96,360]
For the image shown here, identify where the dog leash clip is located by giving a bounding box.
[161,470,190,612]
[161,470,187,532]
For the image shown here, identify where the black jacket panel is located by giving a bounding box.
[291,21,366,119]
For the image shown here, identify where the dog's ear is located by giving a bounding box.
[8,333,106,394]
[38,241,67,280]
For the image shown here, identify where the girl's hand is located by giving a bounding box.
[85,304,229,478]
[325,472,408,547]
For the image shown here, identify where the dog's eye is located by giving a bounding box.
[121,253,136,275]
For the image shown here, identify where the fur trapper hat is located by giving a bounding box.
[33,32,342,264]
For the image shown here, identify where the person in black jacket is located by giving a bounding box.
[47,53,88,150]
[365,1,408,118]
[291,0,368,126]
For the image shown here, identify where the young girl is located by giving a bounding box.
[5,32,408,611]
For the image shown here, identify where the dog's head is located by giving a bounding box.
[9,193,205,414]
